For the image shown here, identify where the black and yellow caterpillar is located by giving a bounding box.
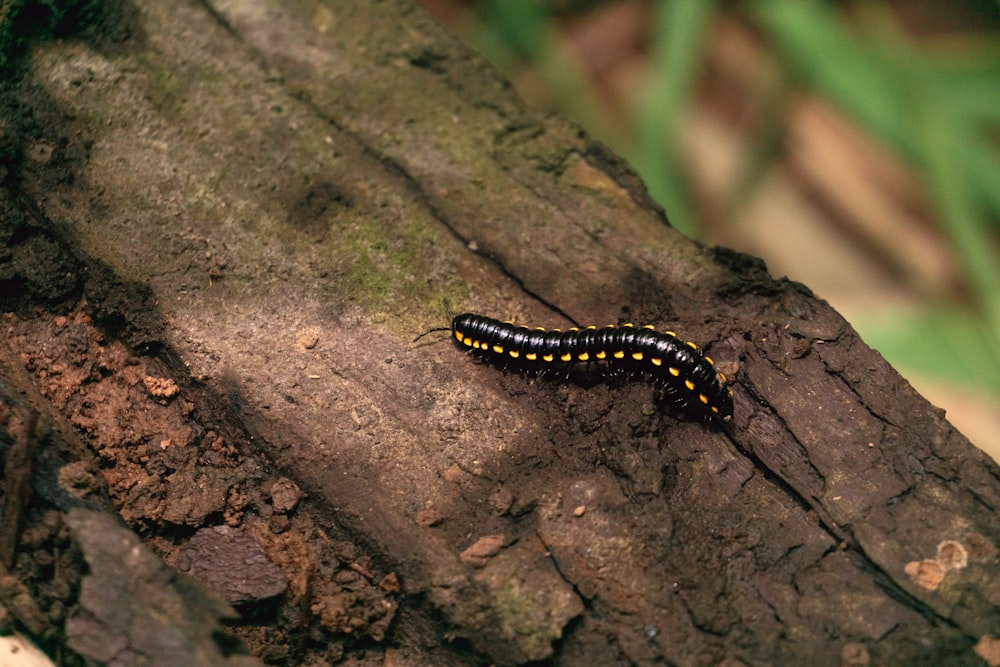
[417,312,733,422]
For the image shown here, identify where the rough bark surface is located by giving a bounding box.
[1,0,998,665]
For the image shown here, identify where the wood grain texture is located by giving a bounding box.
[3,0,997,664]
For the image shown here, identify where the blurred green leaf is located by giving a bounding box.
[862,305,1000,395]
[628,0,718,237]
[750,0,915,151]
[922,55,1000,124]
[750,0,1000,394]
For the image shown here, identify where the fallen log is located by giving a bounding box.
[1,0,997,664]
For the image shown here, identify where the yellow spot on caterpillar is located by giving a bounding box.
[665,330,676,337]
[718,372,727,382]
[623,323,634,328]
[492,345,504,354]
[686,341,698,350]
[631,352,643,361]
[561,353,572,362]
[699,394,708,405]
[684,379,695,391]
[525,352,537,361]
[704,356,714,365]
[596,351,607,360]
[569,327,579,332]
[462,336,474,346]
[578,352,590,361]
[586,325,597,330]
[455,331,463,341]
[668,367,680,377]
[509,350,520,359]
[613,351,625,359]
[535,327,545,331]
[643,324,655,330]
[711,406,719,414]
[543,354,554,362]
[650,358,662,366]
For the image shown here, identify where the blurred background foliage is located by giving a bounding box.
[418,0,1000,458]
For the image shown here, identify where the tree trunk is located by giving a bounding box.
[1,0,998,665]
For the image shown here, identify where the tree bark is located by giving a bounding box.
[2,0,998,665]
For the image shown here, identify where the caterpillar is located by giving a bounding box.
[415,312,733,422]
